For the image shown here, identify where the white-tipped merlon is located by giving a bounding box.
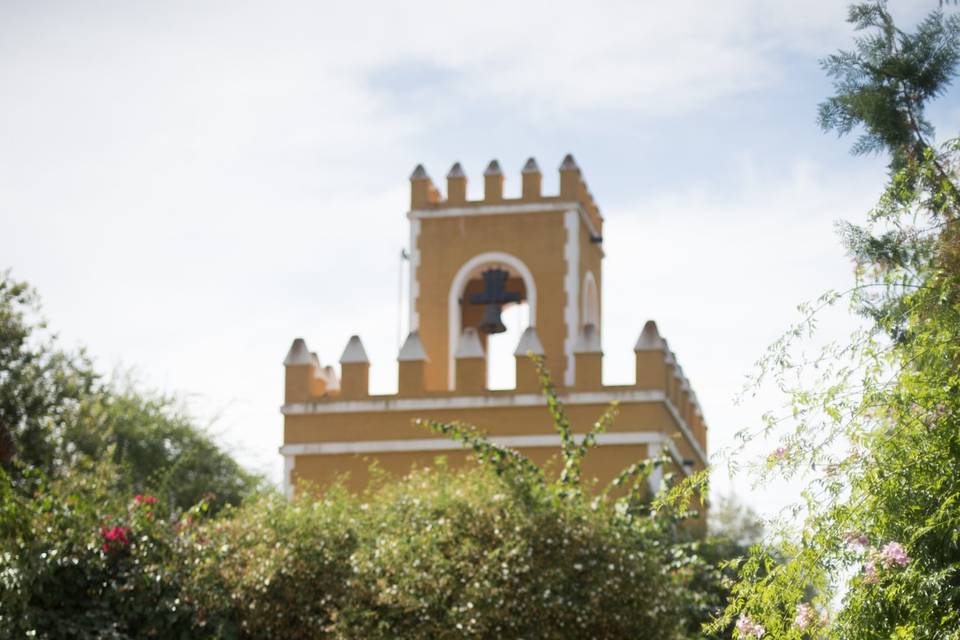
[447,162,466,178]
[634,320,666,351]
[340,335,370,364]
[513,326,545,357]
[409,164,429,181]
[398,331,429,362]
[522,157,540,174]
[455,327,485,359]
[483,159,502,176]
[575,323,602,354]
[559,153,579,171]
[321,365,340,391]
[283,338,313,366]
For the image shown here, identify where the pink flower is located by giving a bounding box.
[794,603,815,631]
[844,531,869,548]
[863,559,878,584]
[880,541,909,568]
[736,614,765,638]
[134,494,157,505]
[100,525,131,552]
[770,447,787,462]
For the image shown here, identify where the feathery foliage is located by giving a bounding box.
[718,2,960,637]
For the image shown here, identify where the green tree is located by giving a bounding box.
[0,272,260,511]
[709,493,765,548]
[716,2,960,638]
[0,350,729,639]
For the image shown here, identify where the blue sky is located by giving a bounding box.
[2,0,957,517]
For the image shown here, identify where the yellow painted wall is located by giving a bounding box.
[282,158,708,503]
[416,211,569,390]
[292,443,659,493]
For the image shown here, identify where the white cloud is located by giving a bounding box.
[1,0,929,134]
[0,0,937,509]
[601,157,882,513]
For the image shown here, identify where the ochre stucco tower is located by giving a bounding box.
[281,156,707,495]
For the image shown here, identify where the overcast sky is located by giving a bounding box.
[3,1,957,516]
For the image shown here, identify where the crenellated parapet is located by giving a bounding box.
[632,321,707,451]
[408,155,603,238]
[282,319,707,452]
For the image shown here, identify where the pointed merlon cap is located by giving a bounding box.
[447,162,466,178]
[559,153,579,171]
[314,359,328,380]
[483,159,503,176]
[398,331,429,362]
[673,361,684,379]
[310,352,321,368]
[634,320,667,351]
[409,164,430,181]
[339,335,370,364]
[513,326,545,356]
[575,323,602,354]
[455,327,485,359]
[283,338,313,366]
[323,365,341,390]
[522,157,541,174]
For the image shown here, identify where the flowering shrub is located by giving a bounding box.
[179,462,694,639]
[735,614,765,638]
[793,603,815,631]
[0,465,202,639]
[0,274,736,638]
[0,351,739,639]
[99,525,131,553]
[711,4,960,636]
[1,459,720,639]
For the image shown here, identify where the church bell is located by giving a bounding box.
[478,303,507,334]
[468,268,522,335]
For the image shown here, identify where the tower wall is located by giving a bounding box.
[415,211,569,390]
[280,156,708,501]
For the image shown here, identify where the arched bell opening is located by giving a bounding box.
[485,301,530,390]
[447,252,538,391]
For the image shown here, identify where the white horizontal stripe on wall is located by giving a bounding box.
[279,430,691,477]
[282,389,664,415]
[407,202,601,240]
[281,390,705,466]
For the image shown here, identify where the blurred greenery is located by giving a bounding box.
[0,270,751,638]
[717,2,960,637]
[0,271,261,512]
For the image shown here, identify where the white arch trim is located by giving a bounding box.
[582,270,599,329]
[448,252,538,390]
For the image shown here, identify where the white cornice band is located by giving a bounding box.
[280,430,690,476]
[281,389,705,466]
[408,201,602,247]
[282,389,663,414]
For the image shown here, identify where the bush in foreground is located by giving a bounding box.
[2,459,718,639]
[0,271,740,638]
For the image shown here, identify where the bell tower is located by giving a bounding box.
[408,155,604,390]
[280,154,708,499]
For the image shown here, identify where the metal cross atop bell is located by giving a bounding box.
[468,268,522,334]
